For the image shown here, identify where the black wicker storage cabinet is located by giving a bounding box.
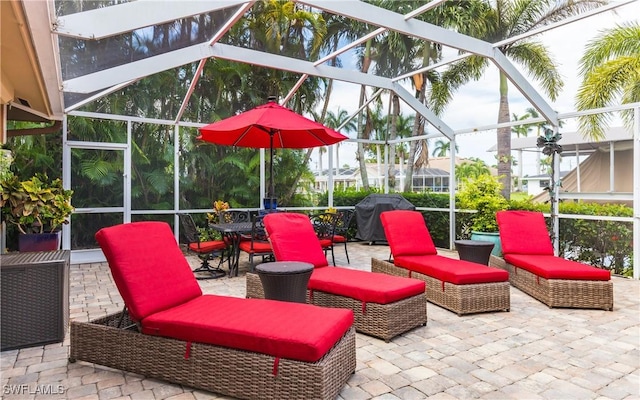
[1,250,70,350]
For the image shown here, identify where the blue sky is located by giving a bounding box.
[311,1,639,177]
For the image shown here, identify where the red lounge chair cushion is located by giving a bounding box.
[395,255,509,285]
[142,295,354,363]
[380,210,438,256]
[496,211,554,255]
[319,238,333,248]
[264,213,330,268]
[264,212,425,303]
[96,222,202,322]
[504,254,611,281]
[238,240,272,254]
[309,267,425,304]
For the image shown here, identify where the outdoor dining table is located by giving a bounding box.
[209,222,253,277]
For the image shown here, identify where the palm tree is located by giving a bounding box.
[453,0,603,199]
[402,0,493,192]
[455,157,491,183]
[393,113,415,189]
[576,22,640,140]
[324,108,357,172]
[431,139,459,157]
[511,112,533,138]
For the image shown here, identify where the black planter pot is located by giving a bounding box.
[470,231,502,256]
[18,232,61,252]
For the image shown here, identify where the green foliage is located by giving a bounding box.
[556,202,633,276]
[457,175,508,234]
[0,149,13,181]
[402,192,457,247]
[576,22,640,139]
[1,173,74,234]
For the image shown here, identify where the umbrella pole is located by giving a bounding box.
[269,132,275,205]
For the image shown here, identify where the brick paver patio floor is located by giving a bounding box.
[1,242,638,399]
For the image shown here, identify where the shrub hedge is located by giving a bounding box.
[323,189,633,277]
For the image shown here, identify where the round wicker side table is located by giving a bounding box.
[454,240,495,265]
[255,261,313,303]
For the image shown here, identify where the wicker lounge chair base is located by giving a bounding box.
[70,311,356,400]
[371,258,510,316]
[489,256,613,311]
[246,272,427,342]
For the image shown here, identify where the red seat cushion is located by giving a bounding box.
[189,240,227,254]
[142,295,354,363]
[264,212,425,304]
[319,238,333,248]
[496,211,554,255]
[395,255,509,285]
[264,213,330,268]
[504,254,611,281]
[96,222,203,322]
[309,267,425,304]
[380,210,438,256]
[332,234,347,243]
[238,240,272,254]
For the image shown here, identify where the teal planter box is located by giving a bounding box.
[470,231,502,256]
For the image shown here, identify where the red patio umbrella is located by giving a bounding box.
[197,101,348,203]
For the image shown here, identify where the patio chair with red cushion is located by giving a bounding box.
[494,210,613,310]
[309,212,338,265]
[332,209,355,264]
[178,213,228,279]
[69,221,356,400]
[246,212,427,342]
[238,215,273,271]
[373,210,510,316]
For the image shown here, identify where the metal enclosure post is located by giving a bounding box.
[552,132,561,255]
[634,108,639,280]
[328,144,334,207]
[450,135,457,250]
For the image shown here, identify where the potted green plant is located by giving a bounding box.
[457,174,508,256]
[0,172,74,252]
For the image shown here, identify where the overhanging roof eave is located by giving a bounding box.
[53,0,248,40]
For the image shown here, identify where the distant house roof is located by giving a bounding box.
[526,171,570,180]
[487,127,632,156]
[313,167,358,178]
[412,167,449,177]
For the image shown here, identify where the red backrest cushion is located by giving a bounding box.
[95,221,202,322]
[496,211,554,255]
[380,210,437,257]
[264,213,329,268]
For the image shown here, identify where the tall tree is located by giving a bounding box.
[575,22,640,140]
[324,108,357,170]
[432,139,459,157]
[404,0,490,192]
[452,0,604,199]
[511,112,533,138]
[455,157,491,181]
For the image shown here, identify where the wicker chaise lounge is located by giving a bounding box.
[246,212,427,342]
[372,210,510,316]
[70,221,356,400]
[493,210,613,310]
